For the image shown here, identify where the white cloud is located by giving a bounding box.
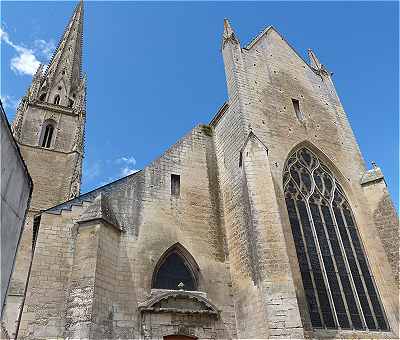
[120,167,138,177]
[34,39,55,60]
[117,156,138,177]
[83,155,138,189]
[0,27,54,76]
[10,52,40,76]
[117,156,136,165]
[84,160,102,181]
[1,94,19,110]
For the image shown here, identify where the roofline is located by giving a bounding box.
[242,25,322,76]
[209,101,229,127]
[42,169,142,214]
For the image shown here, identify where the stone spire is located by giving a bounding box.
[40,0,84,102]
[222,18,239,48]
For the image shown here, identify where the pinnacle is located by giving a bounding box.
[307,49,321,69]
[222,18,239,47]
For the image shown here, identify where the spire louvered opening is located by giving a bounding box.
[40,120,56,148]
[53,95,60,105]
[283,147,389,331]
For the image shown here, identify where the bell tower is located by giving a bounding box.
[12,0,85,210]
[2,2,86,337]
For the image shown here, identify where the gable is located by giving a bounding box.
[243,26,318,76]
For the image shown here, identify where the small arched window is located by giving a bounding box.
[54,94,60,105]
[152,244,198,291]
[284,147,389,331]
[54,95,60,105]
[40,121,56,148]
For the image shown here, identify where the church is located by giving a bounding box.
[2,1,398,339]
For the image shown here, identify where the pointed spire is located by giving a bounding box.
[222,18,239,48]
[43,0,84,97]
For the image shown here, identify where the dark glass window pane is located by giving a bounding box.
[284,148,389,332]
[342,209,388,331]
[154,253,195,291]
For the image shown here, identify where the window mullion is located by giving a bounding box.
[304,197,339,328]
[317,203,353,329]
[339,207,379,330]
[293,198,325,328]
[329,203,367,329]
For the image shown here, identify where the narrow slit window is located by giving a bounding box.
[239,151,243,168]
[292,98,303,121]
[171,174,180,197]
[32,215,41,253]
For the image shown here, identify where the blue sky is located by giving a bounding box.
[1,1,398,209]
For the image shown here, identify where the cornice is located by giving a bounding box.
[17,141,82,156]
[29,101,79,117]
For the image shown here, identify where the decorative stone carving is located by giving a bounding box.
[139,290,219,315]
[11,97,27,140]
[69,156,82,199]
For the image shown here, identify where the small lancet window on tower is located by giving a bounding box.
[41,122,55,148]
[292,98,303,121]
[171,174,180,197]
[54,95,60,105]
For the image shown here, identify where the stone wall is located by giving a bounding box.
[361,171,399,284]
[18,126,237,339]
[0,104,32,319]
[213,24,399,338]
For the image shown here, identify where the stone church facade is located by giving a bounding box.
[2,2,398,339]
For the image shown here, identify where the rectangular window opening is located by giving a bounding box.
[292,98,303,121]
[171,174,180,197]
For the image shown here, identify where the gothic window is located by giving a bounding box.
[54,95,60,105]
[283,147,389,331]
[152,244,198,291]
[40,120,56,148]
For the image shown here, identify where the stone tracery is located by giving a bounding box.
[283,147,389,331]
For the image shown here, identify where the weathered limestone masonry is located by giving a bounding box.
[4,2,398,338]
[18,127,237,339]
[212,20,399,339]
[361,166,399,284]
[2,2,86,338]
